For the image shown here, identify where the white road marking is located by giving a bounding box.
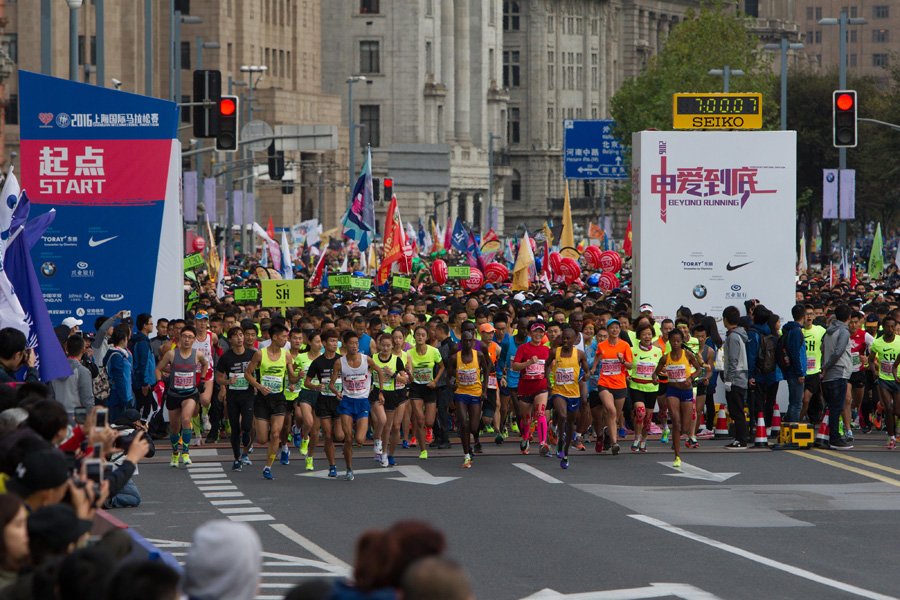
[190,473,231,479]
[513,463,563,484]
[227,513,275,522]
[296,465,457,485]
[659,461,738,482]
[196,485,239,492]
[630,514,899,600]
[218,507,265,515]
[210,499,253,506]
[270,523,352,572]
[519,583,722,599]
[202,491,244,498]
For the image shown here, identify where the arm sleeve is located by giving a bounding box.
[78,368,95,411]
[92,317,118,350]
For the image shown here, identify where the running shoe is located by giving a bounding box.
[305,457,314,471]
[494,433,504,445]
[247,445,254,454]
[520,439,530,455]
[328,465,338,477]
[280,450,290,465]
[474,443,483,454]
[595,438,604,453]
[661,429,670,444]
[539,443,550,457]
[263,467,274,480]
[632,439,640,452]
[374,453,382,462]
[170,454,179,468]
[501,429,509,440]
[410,436,418,448]
[485,425,495,434]
[845,432,854,443]
[345,470,354,481]
[388,456,397,466]
[402,440,410,449]
[574,438,586,452]
[232,460,242,472]
[618,427,626,439]
[639,439,647,452]
[673,457,682,468]
[240,454,252,466]
[548,428,558,446]
[293,426,302,447]
[511,422,520,434]
[201,413,211,433]
[419,450,428,460]
[888,438,897,451]
[181,453,192,466]
[649,423,663,435]
[462,456,472,468]
[557,448,565,459]
[611,443,620,456]
[560,457,569,469]
[381,453,389,468]
[300,437,309,455]
[426,428,434,443]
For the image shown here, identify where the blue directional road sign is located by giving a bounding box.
[563,119,627,180]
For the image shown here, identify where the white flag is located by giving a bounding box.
[281,230,294,280]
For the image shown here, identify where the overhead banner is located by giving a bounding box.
[18,71,182,331]
[632,131,796,325]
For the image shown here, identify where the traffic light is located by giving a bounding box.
[215,95,240,152]
[267,142,285,181]
[383,177,393,200]
[372,178,380,203]
[833,90,857,148]
[214,226,224,246]
[193,70,222,138]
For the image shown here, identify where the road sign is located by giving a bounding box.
[233,288,258,302]
[183,252,205,271]
[448,266,470,278]
[563,119,627,180]
[261,279,305,308]
[392,275,411,290]
[673,93,763,130]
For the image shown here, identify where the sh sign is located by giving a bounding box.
[564,119,627,180]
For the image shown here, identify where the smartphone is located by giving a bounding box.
[122,310,131,318]
[95,408,108,429]
[85,458,104,484]
[92,443,102,458]
[73,407,87,425]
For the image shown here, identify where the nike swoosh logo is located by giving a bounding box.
[88,236,117,247]
[726,261,753,271]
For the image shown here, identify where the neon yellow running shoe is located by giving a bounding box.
[305,456,314,471]
[300,437,310,456]
[511,422,520,434]
[419,450,428,460]
[170,454,179,468]
[181,453,193,466]
[673,457,682,468]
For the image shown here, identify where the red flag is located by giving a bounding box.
[377,196,404,285]
[310,248,327,287]
[266,216,275,241]
[444,217,452,251]
[850,263,858,288]
[623,216,633,258]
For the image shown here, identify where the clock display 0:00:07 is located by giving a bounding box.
[676,95,760,115]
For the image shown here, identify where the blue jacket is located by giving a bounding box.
[131,332,156,389]
[746,323,776,385]
[780,320,807,379]
[104,347,134,406]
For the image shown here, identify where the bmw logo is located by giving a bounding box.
[76,261,89,269]
[826,172,835,183]
[731,284,742,291]
[692,284,708,299]
[41,262,56,277]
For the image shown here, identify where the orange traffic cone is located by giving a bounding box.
[714,404,729,438]
[753,412,768,448]
[815,410,830,447]
[771,401,782,436]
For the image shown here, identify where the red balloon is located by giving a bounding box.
[462,268,484,291]
[192,236,206,252]
[559,257,581,284]
[584,246,604,270]
[549,251,562,274]
[598,272,619,292]
[484,262,509,284]
[432,259,448,285]
[599,250,622,274]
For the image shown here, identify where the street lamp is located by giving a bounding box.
[707,66,744,93]
[68,0,82,81]
[239,66,267,252]
[488,133,502,232]
[347,76,367,187]
[196,40,220,71]
[819,11,867,255]
[170,9,202,103]
[762,39,805,131]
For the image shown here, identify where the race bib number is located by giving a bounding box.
[601,359,621,376]
[666,364,687,382]
[458,368,478,386]
[525,360,545,378]
[230,375,249,391]
[488,374,498,389]
[413,367,433,384]
[344,374,367,393]
[851,352,862,370]
[635,361,656,379]
[881,359,894,376]
[555,367,576,385]
[807,357,816,372]
[173,371,195,391]
[261,374,283,393]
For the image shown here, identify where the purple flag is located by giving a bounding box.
[233,191,243,226]
[183,171,198,223]
[4,194,72,382]
[203,177,217,221]
[245,192,254,227]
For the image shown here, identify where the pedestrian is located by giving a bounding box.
[131,313,157,422]
[49,335,94,415]
[781,305,808,423]
[821,303,853,449]
[0,329,38,385]
[182,520,262,600]
[103,324,135,423]
[722,305,749,449]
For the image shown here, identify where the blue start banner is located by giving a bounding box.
[18,71,183,332]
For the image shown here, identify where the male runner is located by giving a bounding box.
[156,326,208,467]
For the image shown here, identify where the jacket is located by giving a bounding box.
[131,332,156,389]
[0,366,38,384]
[780,321,807,379]
[103,346,134,406]
[49,358,94,413]
[822,319,852,382]
[746,323,776,385]
[723,326,749,389]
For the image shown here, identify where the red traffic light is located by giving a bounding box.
[384,177,393,189]
[836,93,854,111]
[219,98,236,116]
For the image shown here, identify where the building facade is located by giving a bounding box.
[322,0,510,237]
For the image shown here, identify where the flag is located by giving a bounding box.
[253,222,282,273]
[310,247,328,287]
[397,206,413,273]
[281,230,294,280]
[869,223,884,279]
[505,239,516,267]
[464,227,483,272]
[623,216,633,258]
[560,181,577,259]
[266,216,275,241]
[0,170,28,335]
[417,219,427,249]
[894,236,900,268]
[360,246,368,274]
[829,261,834,288]
[798,233,808,273]
[4,194,72,381]
[850,262,858,288]
[215,248,226,299]
[444,217,452,251]
[480,229,500,264]
[406,221,418,256]
[377,195,404,285]
[339,253,348,272]
[205,215,220,282]
[450,218,469,253]
[512,232,535,291]
[588,222,605,241]
[431,219,443,253]
[342,147,376,251]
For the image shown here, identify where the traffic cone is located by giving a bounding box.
[771,401,782,436]
[714,404,730,439]
[815,410,830,447]
[753,412,768,448]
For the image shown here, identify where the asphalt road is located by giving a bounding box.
[121,433,900,600]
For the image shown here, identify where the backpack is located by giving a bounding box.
[754,329,777,375]
[774,330,792,372]
[93,358,111,404]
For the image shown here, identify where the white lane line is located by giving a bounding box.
[219,507,265,515]
[203,491,244,498]
[513,463,563,484]
[228,514,275,522]
[270,524,352,571]
[630,514,900,600]
[211,499,253,506]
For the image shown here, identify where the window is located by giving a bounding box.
[502,50,520,87]
[181,95,191,122]
[806,6,813,19]
[548,15,554,33]
[874,5,889,18]
[591,18,598,35]
[360,0,378,14]
[77,35,84,65]
[576,65,583,90]
[561,53,567,88]
[816,54,822,67]
[591,66,598,90]
[591,106,598,119]
[508,107,520,144]
[815,7,822,19]
[547,108,554,146]
[359,105,380,147]
[425,0,433,17]
[873,53,889,67]
[488,48,494,81]
[287,51,292,81]
[743,0,758,18]
[5,34,16,64]
[359,41,380,73]
[227,43,233,70]
[4,94,17,125]
[873,29,889,43]
[567,52,574,90]
[849,54,857,67]
[575,108,583,119]
[547,170,554,196]
[576,17,583,35]
[489,2,495,25]
[503,2,519,31]
[286,0,291,24]
[511,170,521,201]
[280,50,285,78]
[548,65,554,90]
[181,41,191,69]
[426,42,434,75]
[568,17,574,35]
[175,0,190,14]
[848,30,857,43]
[815,30,821,43]
[265,48,270,71]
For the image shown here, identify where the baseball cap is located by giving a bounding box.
[6,448,69,498]
[61,317,83,329]
[513,293,526,302]
[607,318,621,327]
[478,323,496,333]
[639,303,653,312]
[195,310,210,320]
[529,319,547,331]
[27,504,92,550]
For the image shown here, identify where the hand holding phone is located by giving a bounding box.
[95,408,108,429]
[122,310,131,318]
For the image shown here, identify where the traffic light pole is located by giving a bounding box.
[838,12,847,256]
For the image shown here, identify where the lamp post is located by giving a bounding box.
[487,133,501,233]
[174,15,202,105]
[819,11,867,254]
[195,38,220,71]
[224,77,247,259]
[762,39,805,131]
[68,0,83,81]
[346,76,366,188]
[239,66,267,253]
[707,66,744,93]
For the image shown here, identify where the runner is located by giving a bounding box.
[687,324,714,446]
[155,326,209,468]
[407,325,445,461]
[628,324,662,452]
[305,329,343,477]
[654,329,705,467]
[330,330,383,481]
[846,311,872,442]
[372,332,409,467]
[593,319,634,456]
[191,311,219,433]
[800,307,826,426]
[391,326,414,448]
[544,328,589,469]
[244,323,298,480]
[872,317,900,449]
[446,330,488,468]
[294,330,322,471]
[498,317,529,443]
[215,326,255,471]
[511,320,551,456]
[278,327,306,465]
[477,323,501,451]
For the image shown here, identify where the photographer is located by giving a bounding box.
[0,329,38,385]
[104,409,154,509]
